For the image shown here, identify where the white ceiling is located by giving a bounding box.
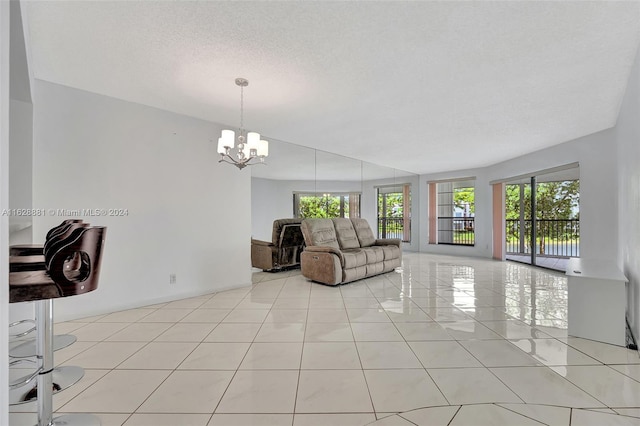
[22,1,640,175]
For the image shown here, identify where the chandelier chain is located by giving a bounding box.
[239,85,244,134]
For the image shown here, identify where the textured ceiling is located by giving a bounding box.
[22,1,640,175]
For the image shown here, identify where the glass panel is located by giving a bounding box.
[377,184,411,242]
[251,138,417,246]
[534,179,580,258]
[504,165,580,272]
[363,162,415,243]
[436,181,475,246]
[295,193,353,218]
[505,182,532,255]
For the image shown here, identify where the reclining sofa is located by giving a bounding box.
[251,218,305,271]
[300,218,401,285]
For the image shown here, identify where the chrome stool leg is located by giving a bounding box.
[34,299,100,426]
[36,299,53,425]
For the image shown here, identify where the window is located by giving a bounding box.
[435,179,475,246]
[505,177,579,261]
[376,184,411,242]
[293,192,360,219]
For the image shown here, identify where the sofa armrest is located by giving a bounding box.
[251,238,274,247]
[300,250,343,286]
[375,238,401,247]
[304,245,344,265]
[251,240,277,270]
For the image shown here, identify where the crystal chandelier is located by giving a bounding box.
[217,78,269,169]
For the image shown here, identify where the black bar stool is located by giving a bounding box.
[8,220,88,359]
[9,224,107,426]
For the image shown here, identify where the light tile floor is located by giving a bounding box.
[506,254,570,273]
[9,253,640,425]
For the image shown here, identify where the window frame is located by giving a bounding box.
[375,183,411,242]
[432,179,475,246]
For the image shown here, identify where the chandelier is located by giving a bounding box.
[217,78,269,169]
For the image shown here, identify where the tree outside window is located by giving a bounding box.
[505,180,579,255]
[294,193,359,219]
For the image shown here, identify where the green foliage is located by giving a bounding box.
[505,180,580,255]
[299,195,349,218]
[505,185,529,220]
[453,230,475,245]
[453,187,475,214]
[536,180,579,219]
[377,189,411,241]
[506,181,579,220]
[378,193,405,218]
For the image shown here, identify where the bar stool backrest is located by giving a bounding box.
[45,226,107,297]
[45,219,84,241]
[43,222,88,260]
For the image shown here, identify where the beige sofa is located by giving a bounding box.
[300,218,401,285]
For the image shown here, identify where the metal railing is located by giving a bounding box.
[378,217,410,242]
[506,218,579,257]
[437,217,475,246]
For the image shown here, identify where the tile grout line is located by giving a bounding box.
[290,273,312,424]
[19,255,640,425]
[211,275,286,417]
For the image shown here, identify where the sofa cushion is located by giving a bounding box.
[366,262,384,276]
[381,244,401,261]
[301,219,340,250]
[361,246,384,264]
[384,258,401,272]
[332,218,361,250]
[343,265,368,284]
[351,218,376,247]
[342,249,367,269]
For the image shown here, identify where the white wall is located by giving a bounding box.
[7,97,34,326]
[1,0,10,421]
[420,129,619,264]
[31,80,252,321]
[8,98,32,244]
[616,45,640,341]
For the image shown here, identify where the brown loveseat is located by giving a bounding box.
[300,218,401,285]
[251,218,305,271]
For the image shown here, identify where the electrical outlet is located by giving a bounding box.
[169,274,176,284]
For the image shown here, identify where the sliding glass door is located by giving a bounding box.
[505,168,580,271]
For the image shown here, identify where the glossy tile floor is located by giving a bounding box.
[505,254,569,273]
[9,253,640,425]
